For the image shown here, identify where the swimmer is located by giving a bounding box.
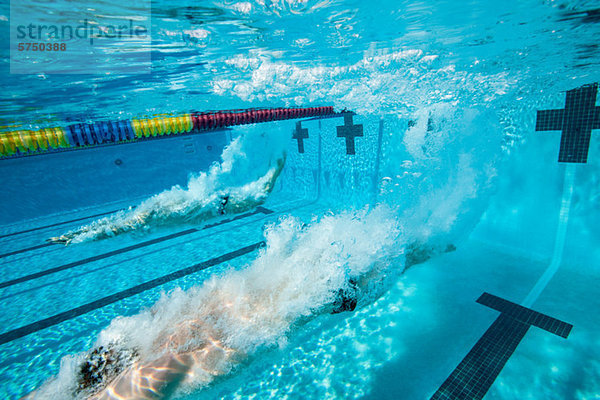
[63,243,446,400]
[23,272,361,400]
[48,155,285,245]
[86,290,358,400]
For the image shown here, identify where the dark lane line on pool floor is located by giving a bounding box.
[0,208,123,241]
[0,241,265,346]
[0,242,55,259]
[0,207,272,288]
[0,229,197,288]
[0,202,310,305]
[0,245,172,302]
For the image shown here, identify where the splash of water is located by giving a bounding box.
[32,206,403,399]
[210,48,514,116]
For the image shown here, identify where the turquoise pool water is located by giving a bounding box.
[1,0,600,399]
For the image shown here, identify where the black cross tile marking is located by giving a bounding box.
[558,8,600,24]
[336,112,363,155]
[476,292,573,338]
[536,82,599,163]
[431,314,530,400]
[431,292,573,400]
[292,122,309,153]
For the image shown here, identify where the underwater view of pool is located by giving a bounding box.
[0,0,599,399]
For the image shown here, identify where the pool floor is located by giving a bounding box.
[0,195,596,399]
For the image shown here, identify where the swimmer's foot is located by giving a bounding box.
[403,242,457,272]
[47,234,74,245]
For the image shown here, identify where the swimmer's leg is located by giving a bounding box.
[47,211,151,245]
[222,154,286,216]
[403,241,457,272]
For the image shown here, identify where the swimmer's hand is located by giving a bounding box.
[278,152,287,168]
[264,153,286,194]
[273,152,286,177]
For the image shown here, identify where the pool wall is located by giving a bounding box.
[0,130,230,225]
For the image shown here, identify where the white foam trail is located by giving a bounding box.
[32,206,404,399]
[56,132,287,244]
[210,48,513,116]
[522,164,576,307]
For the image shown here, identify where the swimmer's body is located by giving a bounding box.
[23,271,360,400]
[93,287,356,399]
[48,156,285,245]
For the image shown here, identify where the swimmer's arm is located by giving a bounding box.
[264,154,286,195]
[224,155,286,214]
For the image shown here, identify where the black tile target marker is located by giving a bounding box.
[336,112,363,155]
[292,121,309,153]
[431,292,573,400]
[536,82,599,163]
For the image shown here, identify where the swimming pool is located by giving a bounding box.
[1,0,599,399]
